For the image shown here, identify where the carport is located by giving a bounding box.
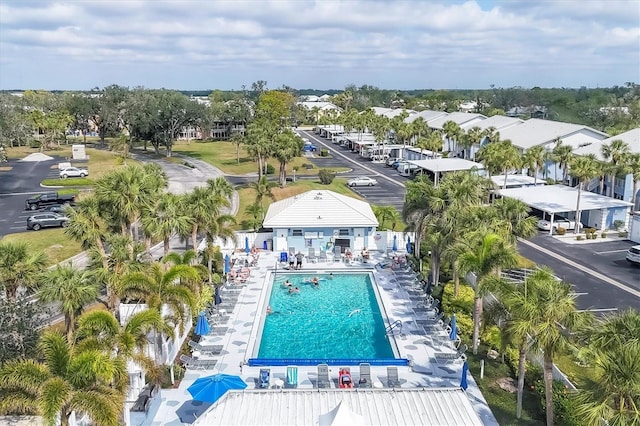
[407,158,484,185]
[497,185,633,235]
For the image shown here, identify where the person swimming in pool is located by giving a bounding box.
[288,286,300,294]
[311,277,319,285]
[266,305,272,315]
[283,279,293,287]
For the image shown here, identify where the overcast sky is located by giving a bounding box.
[0,0,638,91]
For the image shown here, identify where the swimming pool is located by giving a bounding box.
[255,272,395,361]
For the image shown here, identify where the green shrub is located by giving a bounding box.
[441,281,474,314]
[28,139,41,149]
[556,227,566,235]
[265,164,275,175]
[619,231,628,238]
[534,380,580,426]
[302,163,314,170]
[576,236,583,241]
[504,346,543,387]
[42,178,94,187]
[600,232,607,238]
[320,149,329,157]
[613,220,624,230]
[318,169,336,185]
[481,325,503,351]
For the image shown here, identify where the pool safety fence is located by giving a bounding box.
[247,358,410,367]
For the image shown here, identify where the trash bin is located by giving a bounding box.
[267,239,273,251]
[263,240,268,251]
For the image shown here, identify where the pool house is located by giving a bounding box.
[262,190,379,253]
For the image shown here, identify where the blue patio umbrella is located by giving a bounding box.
[392,235,397,251]
[244,236,250,254]
[449,314,458,341]
[214,285,222,306]
[187,374,247,403]
[194,312,210,336]
[224,254,231,274]
[460,360,469,390]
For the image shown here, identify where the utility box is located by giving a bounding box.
[72,144,87,160]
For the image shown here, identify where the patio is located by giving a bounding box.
[142,250,497,425]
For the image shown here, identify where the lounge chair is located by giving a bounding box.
[286,366,298,388]
[358,363,372,388]
[387,366,400,388]
[179,354,217,370]
[318,250,328,263]
[434,344,468,365]
[333,246,342,262]
[259,368,270,389]
[308,248,318,263]
[317,364,330,388]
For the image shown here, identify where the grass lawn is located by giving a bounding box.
[1,228,83,266]
[467,347,545,426]
[171,141,348,176]
[553,353,597,387]
[234,177,361,229]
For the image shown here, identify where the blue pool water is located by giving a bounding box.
[257,273,394,359]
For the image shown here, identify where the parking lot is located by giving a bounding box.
[301,130,409,212]
[0,157,63,237]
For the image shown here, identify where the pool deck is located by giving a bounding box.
[145,251,498,425]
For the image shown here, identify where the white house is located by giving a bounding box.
[426,112,487,152]
[262,190,379,252]
[462,115,525,159]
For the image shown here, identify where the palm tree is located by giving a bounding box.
[206,176,234,201]
[523,145,545,185]
[551,141,573,183]
[0,241,47,300]
[141,193,192,256]
[464,126,484,160]
[229,131,244,164]
[64,196,109,269]
[372,205,398,230]
[625,153,640,209]
[442,120,462,154]
[575,309,640,425]
[250,175,277,219]
[491,197,539,242]
[498,267,559,419]
[75,309,171,385]
[39,265,100,341]
[273,129,302,186]
[185,186,219,250]
[0,331,126,426]
[568,155,599,234]
[456,231,518,354]
[245,119,273,179]
[530,277,583,426]
[601,139,631,198]
[498,140,522,189]
[162,250,207,295]
[244,203,263,231]
[476,141,503,179]
[411,116,429,143]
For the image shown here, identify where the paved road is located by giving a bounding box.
[301,130,409,212]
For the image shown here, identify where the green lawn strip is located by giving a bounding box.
[1,229,83,266]
[467,348,545,425]
[553,353,597,388]
[234,177,360,229]
[41,178,95,187]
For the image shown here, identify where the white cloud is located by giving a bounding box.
[0,0,637,90]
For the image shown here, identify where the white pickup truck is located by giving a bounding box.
[537,216,582,231]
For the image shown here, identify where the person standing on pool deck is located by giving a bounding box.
[295,252,304,269]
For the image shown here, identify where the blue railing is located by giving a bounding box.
[247,358,410,367]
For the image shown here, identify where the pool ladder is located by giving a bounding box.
[385,320,403,335]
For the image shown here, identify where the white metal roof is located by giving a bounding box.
[573,128,640,160]
[498,118,608,150]
[427,112,486,130]
[462,115,524,131]
[498,185,632,214]
[491,174,545,188]
[318,125,345,132]
[196,388,484,426]
[408,158,484,172]
[404,110,449,124]
[299,102,342,111]
[263,190,379,228]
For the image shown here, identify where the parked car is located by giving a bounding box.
[537,216,582,231]
[25,192,76,210]
[27,213,69,231]
[37,204,71,214]
[59,167,89,178]
[391,159,409,170]
[386,157,401,167]
[347,176,378,187]
[302,142,318,152]
[626,245,640,265]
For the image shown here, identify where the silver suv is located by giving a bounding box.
[27,213,69,231]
